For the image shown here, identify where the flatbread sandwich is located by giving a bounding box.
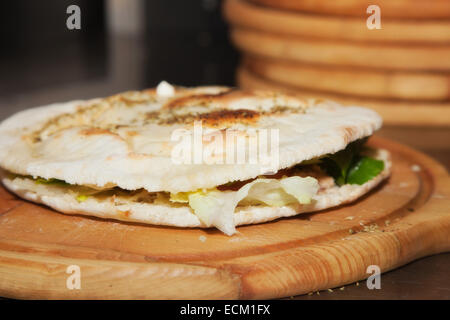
[0,82,390,235]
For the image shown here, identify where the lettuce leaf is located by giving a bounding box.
[347,156,384,185]
[171,176,319,235]
[320,138,383,186]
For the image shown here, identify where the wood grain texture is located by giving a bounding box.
[248,0,450,19]
[238,67,450,127]
[0,137,449,299]
[231,28,450,71]
[243,55,450,101]
[224,0,450,44]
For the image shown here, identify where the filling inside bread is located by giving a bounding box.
[4,137,386,235]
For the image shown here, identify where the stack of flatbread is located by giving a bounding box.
[224,0,450,126]
[0,82,390,235]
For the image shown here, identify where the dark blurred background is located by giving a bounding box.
[0,0,238,120]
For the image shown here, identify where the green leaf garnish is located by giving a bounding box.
[347,156,384,185]
[320,138,383,186]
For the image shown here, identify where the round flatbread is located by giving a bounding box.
[231,28,450,71]
[248,0,450,19]
[238,67,450,126]
[0,85,390,234]
[225,0,450,44]
[244,55,450,101]
[0,86,382,193]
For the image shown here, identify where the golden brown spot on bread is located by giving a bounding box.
[342,126,357,144]
[126,131,138,137]
[79,128,115,136]
[78,128,126,143]
[118,210,131,217]
[148,108,262,126]
[197,109,260,126]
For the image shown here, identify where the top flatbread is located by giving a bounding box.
[0,84,381,193]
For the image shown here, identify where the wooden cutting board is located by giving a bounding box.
[225,0,450,44]
[238,67,450,127]
[0,137,449,299]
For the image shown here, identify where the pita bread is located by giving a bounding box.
[1,148,390,229]
[243,55,450,101]
[248,0,450,19]
[225,0,450,44]
[0,85,382,193]
[0,83,389,234]
[231,28,450,71]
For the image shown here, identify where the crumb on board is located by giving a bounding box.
[411,164,421,172]
[344,216,354,220]
[199,235,207,242]
[362,224,380,233]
